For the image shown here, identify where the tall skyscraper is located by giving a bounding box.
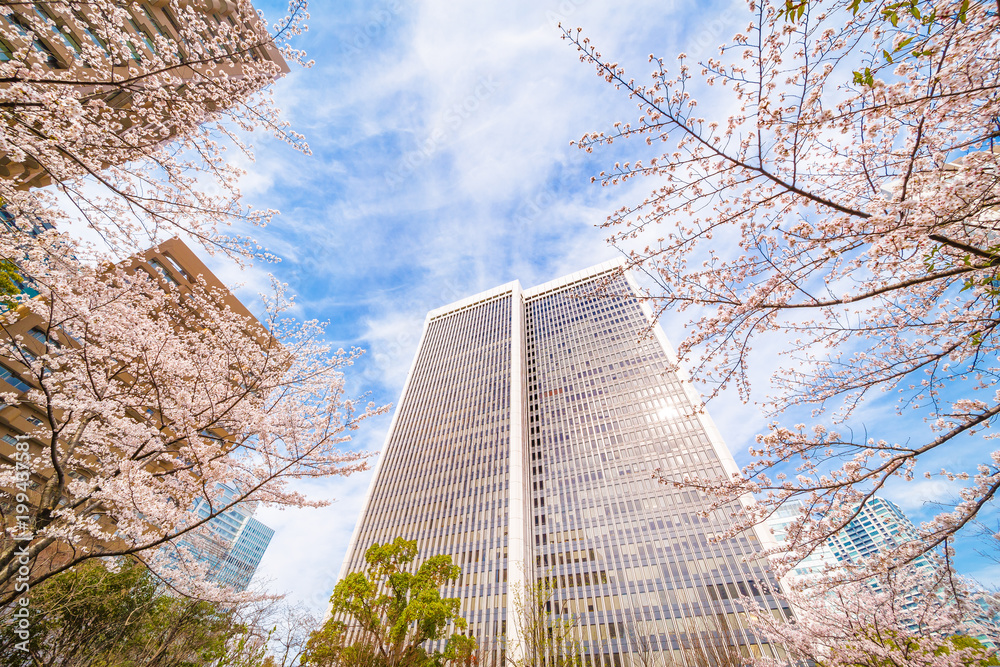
[337,263,788,665]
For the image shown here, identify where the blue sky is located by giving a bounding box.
[184,0,1000,614]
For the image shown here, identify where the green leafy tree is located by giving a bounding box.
[301,619,349,667]
[0,260,23,307]
[305,537,475,667]
[0,556,158,665]
[0,556,305,667]
[441,634,478,667]
[938,635,1000,667]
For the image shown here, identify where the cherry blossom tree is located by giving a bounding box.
[0,234,387,606]
[746,566,1000,667]
[0,0,309,257]
[563,0,1000,579]
[0,0,381,611]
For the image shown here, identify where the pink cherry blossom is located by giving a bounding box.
[746,566,999,667]
[0,235,388,605]
[0,0,310,259]
[564,0,1000,581]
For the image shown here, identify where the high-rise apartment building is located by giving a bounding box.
[764,501,842,583]
[337,263,789,666]
[766,497,931,579]
[825,497,924,567]
[0,1,288,189]
[183,483,275,592]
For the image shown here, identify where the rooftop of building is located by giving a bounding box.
[426,260,628,321]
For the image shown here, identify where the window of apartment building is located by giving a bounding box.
[33,6,83,56]
[0,364,31,393]
[3,13,62,68]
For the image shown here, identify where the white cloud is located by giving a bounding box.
[882,478,964,515]
[357,309,426,390]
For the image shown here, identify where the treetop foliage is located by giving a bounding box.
[305,537,474,667]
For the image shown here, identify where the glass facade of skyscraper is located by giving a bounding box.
[826,497,924,567]
[183,483,275,591]
[341,284,520,664]
[337,264,788,665]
